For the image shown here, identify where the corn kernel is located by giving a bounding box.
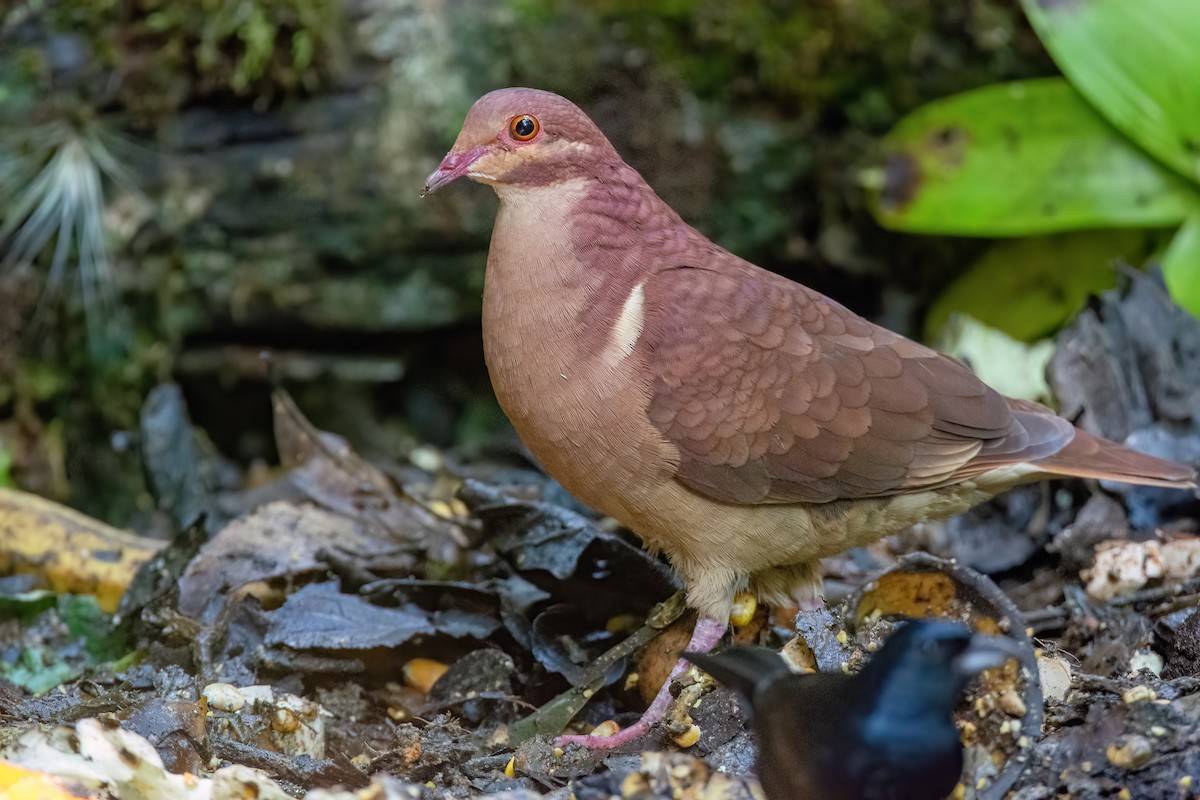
[1122,685,1157,704]
[402,658,449,694]
[729,592,757,627]
[590,720,620,738]
[672,724,701,748]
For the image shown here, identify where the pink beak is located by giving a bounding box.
[420,145,487,197]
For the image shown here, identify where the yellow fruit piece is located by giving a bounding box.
[427,500,456,519]
[0,761,85,799]
[0,487,164,613]
[729,592,757,627]
[402,658,449,694]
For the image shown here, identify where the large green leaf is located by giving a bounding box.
[1023,0,1200,186]
[924,229,1164,342]
[867,79,1195,236]
[1163,210,1200,318]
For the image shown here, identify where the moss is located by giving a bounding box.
[505,0,1055,316]
[28,0,344,115]
[138,0,342,110]
[517,0,1046,120]
[0,444,13,488]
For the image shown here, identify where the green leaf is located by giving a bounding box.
[1022,0,1200,186]
[59,594,129,664]
[0,595,131,694]
[1163,210,1200,318]
[1,646,81,695]
[0,588,58,619]
[867,79,1196,236]
[924,229,1163,341]
[0,445,13,489]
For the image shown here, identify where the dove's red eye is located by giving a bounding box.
[510,115,539,141]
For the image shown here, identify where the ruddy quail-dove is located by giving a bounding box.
[423,87,1195,748]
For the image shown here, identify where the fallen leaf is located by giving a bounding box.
[264,582,436,650]
[176,502,400,623]
[460,480,678,620]
[0,487,163,612]
[273,390,467,558]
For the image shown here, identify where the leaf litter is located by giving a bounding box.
[1,272,1200,799]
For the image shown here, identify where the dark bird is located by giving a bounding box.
[686,620,1026,800]
[422,87,1196,747]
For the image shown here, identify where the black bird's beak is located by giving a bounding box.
[952,633,1028,679]
[683,646,794,711]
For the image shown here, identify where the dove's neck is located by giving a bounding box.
[483,171,670,371]
[480,174,673,516]
[484,179,597,360]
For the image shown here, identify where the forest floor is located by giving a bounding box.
[2,275,1200,800]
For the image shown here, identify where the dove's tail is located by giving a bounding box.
[1031,425,1197,490]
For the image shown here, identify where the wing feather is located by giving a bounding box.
[641,265,1069,504]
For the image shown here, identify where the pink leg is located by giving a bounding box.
[556,615,727,749]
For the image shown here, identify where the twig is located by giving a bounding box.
[506,591,687,745]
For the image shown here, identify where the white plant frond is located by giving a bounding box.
[0,123,130,342]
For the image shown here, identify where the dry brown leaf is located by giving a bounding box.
[272,390,467,557]
[176,501,397,623]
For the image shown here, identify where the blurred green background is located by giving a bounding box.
[1,0,1196,528]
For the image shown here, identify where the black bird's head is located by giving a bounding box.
[856,620,1025,721]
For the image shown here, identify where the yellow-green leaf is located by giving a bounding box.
[1023,0,1200,186]
[1163,211,1200,318]
[925,229,1164,342]
[868,79,1195,236]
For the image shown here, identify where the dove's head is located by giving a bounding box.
[421,87,619,196]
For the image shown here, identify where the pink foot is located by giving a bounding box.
[556,616,727,749]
